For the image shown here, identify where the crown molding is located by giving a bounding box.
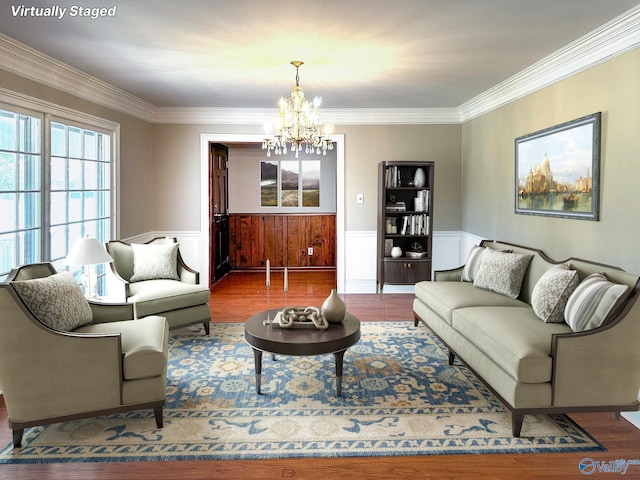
[0,33,156,121]
[459,5,640,122]
[151,107,461,125]
[1,5,639,126]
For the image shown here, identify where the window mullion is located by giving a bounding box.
[42,113,52,261]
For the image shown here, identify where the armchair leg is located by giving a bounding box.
[13,429,24,448]
[448,350,456,366]
[153,406,163,428]
[203,321,210,335]
[512,413,524,437]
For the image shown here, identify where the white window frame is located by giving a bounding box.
[0,88,120,280]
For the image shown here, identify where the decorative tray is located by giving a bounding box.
[263,306,328,330]
[405,251,428,258]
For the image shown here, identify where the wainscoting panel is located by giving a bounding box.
[228,214,336,269]
[344,231,464,293]
[126,230,468,291]
[344,231,378,293]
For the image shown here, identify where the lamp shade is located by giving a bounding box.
[63,236,113,266]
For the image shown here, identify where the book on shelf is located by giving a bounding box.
[385,166,401,188]
[386,201,406,212]
[400,214,430,235]
[412,190,429,212]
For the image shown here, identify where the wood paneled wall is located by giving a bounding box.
[229,214,336,269]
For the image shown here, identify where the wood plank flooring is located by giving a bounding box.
[1,270,639,479]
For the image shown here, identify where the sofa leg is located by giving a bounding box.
[203,321,210,335]
[448,350,456,366]
[13,429,24,448]
[512,413,524,437]
[154,406,164,428]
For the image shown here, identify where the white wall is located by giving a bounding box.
[227,143,337,214]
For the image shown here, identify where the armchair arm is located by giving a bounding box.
[89,300,135,323]
[7,331,124,421]
[177,251,199,284]
[0,288,124,422]
[552,292,640,407]
[434,266,464,282]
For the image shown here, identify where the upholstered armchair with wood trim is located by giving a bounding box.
[105,237,211,335]
[0,263,169,448]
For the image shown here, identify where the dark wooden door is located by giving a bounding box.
[209,143,230,284]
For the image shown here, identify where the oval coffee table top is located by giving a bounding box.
[244,309,361,356]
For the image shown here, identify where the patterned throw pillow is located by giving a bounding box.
[461,246,485,282]
[130,242,180,282]
[564,273,630,332]
[473,249,533,299]
[12,271,93,331]
[531,263,579,323]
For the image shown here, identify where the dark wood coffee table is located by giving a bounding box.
[244,309,361,397]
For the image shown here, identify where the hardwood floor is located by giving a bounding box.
[1,270,639,479]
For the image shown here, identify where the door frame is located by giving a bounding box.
[199,133,345,292]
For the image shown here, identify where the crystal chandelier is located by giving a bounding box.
[262,61,333,158]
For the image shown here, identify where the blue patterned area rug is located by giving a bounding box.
[0,322,603,464]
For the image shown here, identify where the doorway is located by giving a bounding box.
[200,133,346,291]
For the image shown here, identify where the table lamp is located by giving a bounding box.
[63,235,113,299]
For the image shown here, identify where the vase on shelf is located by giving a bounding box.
[321,289,346,324]
[391,246,403,258]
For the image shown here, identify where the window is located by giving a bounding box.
[0,108,42,277]
[50,121,111,266]
[260,159,321,208]
[0,101,116,289]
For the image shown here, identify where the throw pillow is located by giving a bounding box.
[130,242,180,282]
[12,270,93,331]
[473,249,533,299]
[461,245,485,282]
[531,263,579,323]
[564,273,630,332]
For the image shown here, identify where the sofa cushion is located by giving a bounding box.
[12,271,93,331]
[75,315,168,380]
[564,273,630,332]
[461,246,485,282]
[452,307,572,383]
[414,281,528,325]
[531,263,579,323]
[474,249,533,299]
[130,242,180,282]
[127,279,211,317]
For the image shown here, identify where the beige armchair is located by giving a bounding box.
[105,237,211,335]
[0,263,169,448]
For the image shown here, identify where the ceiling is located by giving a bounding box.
[0,0,639,112]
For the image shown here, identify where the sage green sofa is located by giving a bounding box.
[0,263,169,448]
[413,240,640,436]
[105,237,211,335]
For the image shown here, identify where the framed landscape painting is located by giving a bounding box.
[515,112,601,221]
